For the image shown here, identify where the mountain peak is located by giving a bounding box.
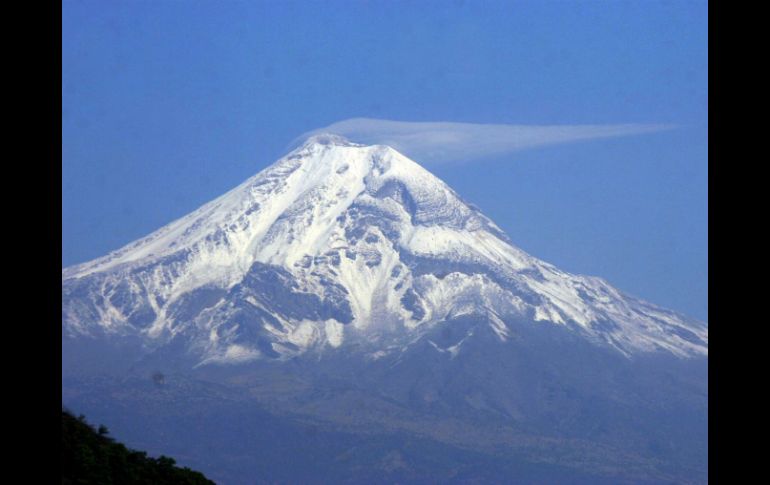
[62,136,707,364]
[300,132,359,148]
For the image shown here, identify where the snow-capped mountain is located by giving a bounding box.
[62,134,707,366]
[62,134,708,484]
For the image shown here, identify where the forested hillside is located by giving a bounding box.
[62,409,215,484]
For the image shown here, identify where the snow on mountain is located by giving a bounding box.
[62,134,707,364]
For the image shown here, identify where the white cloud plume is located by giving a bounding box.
[296,118,675,164]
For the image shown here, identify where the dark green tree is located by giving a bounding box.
[61,409,215,484]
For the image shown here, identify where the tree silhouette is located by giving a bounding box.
[61,409,215,484]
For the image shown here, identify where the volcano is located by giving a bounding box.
[62,134,708,484]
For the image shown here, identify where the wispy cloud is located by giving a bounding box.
[297,118,676,164]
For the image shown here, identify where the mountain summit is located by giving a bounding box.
[63,135,706,365]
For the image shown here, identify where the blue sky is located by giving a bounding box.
[62,0,708,321]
